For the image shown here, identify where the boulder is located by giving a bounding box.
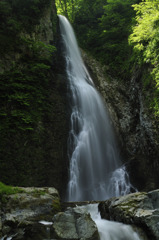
[99,190,159,240]
[52,206,100,240]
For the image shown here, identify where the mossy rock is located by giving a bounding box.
[52,198,61,213]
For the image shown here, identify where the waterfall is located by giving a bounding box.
[59,15,134,202]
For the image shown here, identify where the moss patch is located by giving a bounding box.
[0,181,24,198]
[52,198,61,213]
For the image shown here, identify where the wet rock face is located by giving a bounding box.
[82,51,159,191]
[99,190,159,240]
[52,207,100,240]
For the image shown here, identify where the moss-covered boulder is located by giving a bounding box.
[0,186,60,239]
[99,190,159,240]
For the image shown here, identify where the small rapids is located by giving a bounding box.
[77,204,142,240]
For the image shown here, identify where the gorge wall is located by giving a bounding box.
[82,51,159,192]
[0,0,69,196]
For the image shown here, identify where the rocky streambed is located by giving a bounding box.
[1,187,159,239]
[0,187,99,240]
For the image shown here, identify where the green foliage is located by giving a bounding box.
[9,0,51,29]
[98,0,138,76]
[129,0,159,116]
[52,198,61,213]
[129,0,159,58]
[56,0,79,22]
[72,0,138,78]
[0,0,21,53]
[0,182,23,197]
[32,189,46,196]
[0,51,59,185]
[0,0,61,187]
[72,0,105,51]
[0,59,53,132]
[0,0,52,54]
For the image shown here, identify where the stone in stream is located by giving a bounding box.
[52,206,100,240]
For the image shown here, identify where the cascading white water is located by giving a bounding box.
[59,15,134,202]
[78,204,141,240]
[58,15,141,240]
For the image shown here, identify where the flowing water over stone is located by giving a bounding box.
[80,204,141,240]
[59,15,140,240]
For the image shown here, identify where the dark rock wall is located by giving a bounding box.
[0,1,69,197]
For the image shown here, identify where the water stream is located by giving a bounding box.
[79,204,141,240]
[59,15,140,240]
